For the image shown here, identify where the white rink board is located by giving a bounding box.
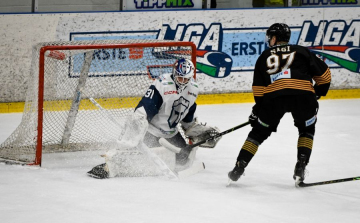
[0,7,359,102]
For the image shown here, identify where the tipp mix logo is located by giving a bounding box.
[134,0,195,9]
[302,0,358,6]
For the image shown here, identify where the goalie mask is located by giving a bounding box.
[266,23,291,46]
[172,58,195,91]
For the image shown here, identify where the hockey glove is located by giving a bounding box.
[184,120,221,148]
[249,111,258,127]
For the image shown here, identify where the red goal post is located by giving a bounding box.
[0,40,197,166]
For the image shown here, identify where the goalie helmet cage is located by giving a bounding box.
[0,39,196,166]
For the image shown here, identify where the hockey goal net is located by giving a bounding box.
[0,39,196,166]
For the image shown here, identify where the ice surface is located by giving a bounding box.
[1,99,360,223]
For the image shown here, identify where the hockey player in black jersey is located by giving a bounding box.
[228,23,331,186]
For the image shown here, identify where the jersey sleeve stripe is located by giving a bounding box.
[252,86,265,97]
[313,68,331,85]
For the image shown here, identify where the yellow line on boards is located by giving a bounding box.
[1,89,360,113]
[196,88,360,104]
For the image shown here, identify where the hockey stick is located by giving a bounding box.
[88,97,179,180]
[190,121,250,148]
[159,121,250,152]
[298,176,360,188]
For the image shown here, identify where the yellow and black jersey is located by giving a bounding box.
[252,44,331,110]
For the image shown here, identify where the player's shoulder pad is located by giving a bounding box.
[258,48,271,59]
[292,44,310,54]
[159,73,175,86]
[189,78,198,88]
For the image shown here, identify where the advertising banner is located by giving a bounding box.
[58,7,360,94]
[0,6,360,102]
[123,0,203,10]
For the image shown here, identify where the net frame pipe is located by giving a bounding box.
[35,41,197,166]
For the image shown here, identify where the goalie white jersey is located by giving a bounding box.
[136,73,199,138]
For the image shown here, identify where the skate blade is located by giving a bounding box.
[87,172,103,179]
[87,171,108,179]
[295,176,302,187]
[226,178,233,187]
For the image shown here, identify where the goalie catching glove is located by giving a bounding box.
[182,118,221,148]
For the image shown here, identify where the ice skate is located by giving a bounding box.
[227,160,247,185]
[87,163,109,179]
[293,154,307,187]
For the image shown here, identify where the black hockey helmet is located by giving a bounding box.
[266,23,291,43]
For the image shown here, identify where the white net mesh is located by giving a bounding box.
[0,39,194,165]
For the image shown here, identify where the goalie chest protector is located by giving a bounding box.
[147,73,199,138]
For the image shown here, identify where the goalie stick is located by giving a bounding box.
[297,176,360,188]
[177,162,205,179]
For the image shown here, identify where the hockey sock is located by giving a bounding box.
[297,133,313,163]
[237,137,260,163]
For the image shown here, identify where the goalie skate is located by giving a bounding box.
[87,163,109,179]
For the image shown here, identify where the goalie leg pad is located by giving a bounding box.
[175,146,198,172]
[104,143,176,178]
[158,137,198,170]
